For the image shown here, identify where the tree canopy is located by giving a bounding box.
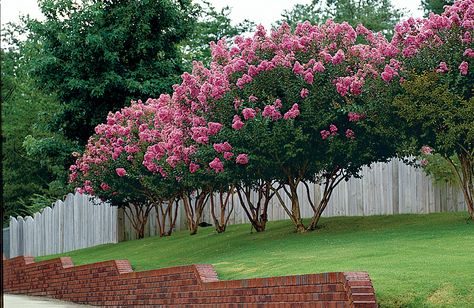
[278,0,404,36]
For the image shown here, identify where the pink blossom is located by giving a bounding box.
[345,129,355,139]
[236,154,249,165]
[208,122,223,135]
[304,71,314,84]
[421,146,433,155]
[283,104,300,120]
[209,157,224,173]
[348,112,363,122]
[248,95,258,102]
[420,159,428,166]
[100,183,110,191]
[313,61,325,72]
[300,88,309,98]
[84,186,94,194]
[462,32,471,44]
[292,61,304,75]
[262,105,282,120]
[464,48,474,58]
[236,74,253,88]
[232,115,245,130]
[189,162,200,173]
[459,61,469,75]
[223,152,234,160]
[213,142,232,153]
[166,155,180,168]
[332,49,345,65]
[234,98,243,110]
[381,65,397,82]
[329,124,338,135]
[242,108,257,120]
[436,62,449,73]
[320,130,330,140]
[274,99,282,108]
[116,168,127,177]
[335,77,352,97]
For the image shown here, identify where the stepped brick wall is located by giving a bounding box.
[3,256,377,307]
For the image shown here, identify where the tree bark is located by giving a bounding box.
[210,187,234,233]
[123,202,153,239]
[457,152,474,220]
[307,168,345,231]
[155,196,179,237]
[182,189,210,235]
[273,177,306,233]
[272,167,345,233]
[236,181,274,232]
[289,182,306,233]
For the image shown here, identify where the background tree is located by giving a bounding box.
[1,35,78,224]
[24,0,196,144]
[421,0,455,15]
[389,0,474,219]
[1,0,197,218]
[180,1,254,69]
[278,0,404,36]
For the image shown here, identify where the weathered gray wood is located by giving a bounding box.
[9,218,18,257]
[8,192,118,257]
[8,159,469,254]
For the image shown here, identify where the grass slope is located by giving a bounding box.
[37,212,474,307]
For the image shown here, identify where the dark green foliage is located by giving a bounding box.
[393,73,474,158]
[1,47,76,225]
[26,0,197,144]
[180,1,254,69]
[1,0,198,224]
[278,0,404,36]
[421,0,455,16]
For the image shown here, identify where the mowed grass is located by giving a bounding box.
[37,212,474,307]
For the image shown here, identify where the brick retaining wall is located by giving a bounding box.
[3,256,377,307]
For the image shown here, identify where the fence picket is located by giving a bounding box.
[8,159,468,251]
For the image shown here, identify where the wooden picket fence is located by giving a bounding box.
[123,159,466,240]
[9,159,466,252]
[9,192,118,258]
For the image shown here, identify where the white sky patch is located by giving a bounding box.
[1,0,424,33]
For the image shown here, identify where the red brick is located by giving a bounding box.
[3,256,377,307]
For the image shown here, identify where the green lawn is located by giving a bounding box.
[37,212,474,307]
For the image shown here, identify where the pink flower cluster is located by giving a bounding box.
[348,112,364,122]
[70,0,473,200]
[283,104,300,120]
[391,0,473,78]
[421,145,433,155]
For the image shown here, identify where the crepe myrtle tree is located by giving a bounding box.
[199,21,400,233]
[70,98,181,238]
[389,0,474,219]
[155,61,250,235]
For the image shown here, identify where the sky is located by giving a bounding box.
[1,0,424,30]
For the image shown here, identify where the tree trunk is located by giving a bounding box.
[307,169,344,231]
[123,203,153,239]
[289,183,306,233]
[182,189,210,235]
[237,185,267,232]
[155,196,179,237]
[458,152,474,220]
[210,187,234,233]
